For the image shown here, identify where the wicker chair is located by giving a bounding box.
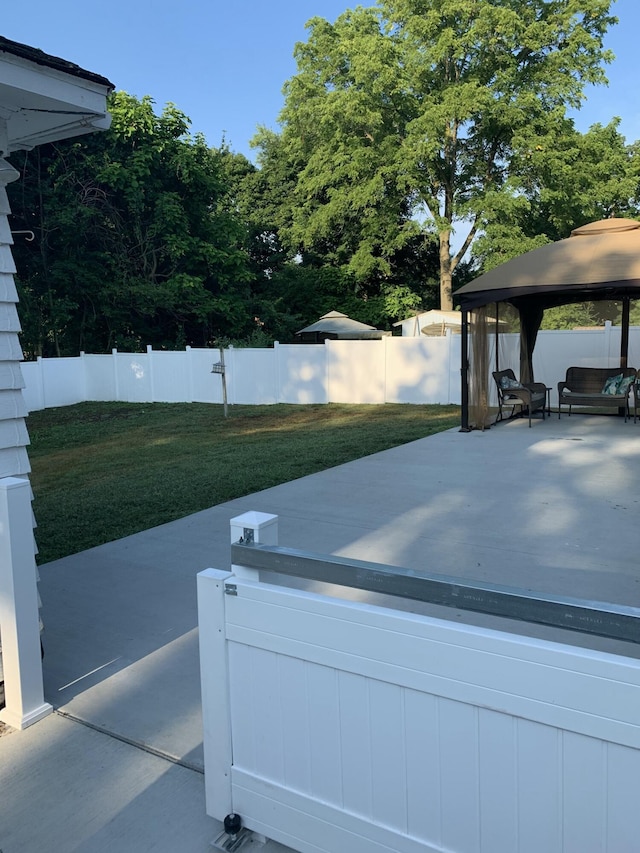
[634,377,640,424]
[492,369,547,428]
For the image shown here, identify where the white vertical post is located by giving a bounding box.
[35,355,46,411]
[219,348,228,418]
[448,327,454,404]
[603,320,613,366]
[146,344,156,402]
[0,477,52,729]
[185,346,194,403]
[325,337,332,403]
[112,348,120,401]
[274,340,281,403]
[230,511,278,580]
[197,567,235,820]
[382,334,388,403]
[80,351,88,404]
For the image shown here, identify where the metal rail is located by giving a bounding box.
[231,542,640,644]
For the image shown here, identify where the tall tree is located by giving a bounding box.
[474,117,640,271]
[9,93,253,356]
[273,0,616,309]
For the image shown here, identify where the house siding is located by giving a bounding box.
[0,184,29,477]
[0,177,36,702]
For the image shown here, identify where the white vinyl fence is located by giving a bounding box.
[19,324,640,412]
[198,513,640,853]
[20,337,462,411]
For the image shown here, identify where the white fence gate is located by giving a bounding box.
[198,514,640,853]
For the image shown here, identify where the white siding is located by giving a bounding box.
[0,179,37,701]
[0,185,29,477]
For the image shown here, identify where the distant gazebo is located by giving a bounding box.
[296,310,391,343]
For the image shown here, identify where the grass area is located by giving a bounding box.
[27,402,459,564]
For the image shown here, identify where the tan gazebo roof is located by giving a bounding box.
[296,310,390,339]
[456,219,640,309]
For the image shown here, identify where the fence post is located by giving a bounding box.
[197,567,235,820]
[382,334,389,403]
[197,511,279,819]
[36,355,45,411]
[79,351,88,404]
[0,478,52,729]
[186,346,194,403]
[274,340,281,403]
[112,348,120,401]
[223,346,231,405]
[230,511,278,579]
[146,344,156,402]
[603,320,613,366]
[447,327,454,404]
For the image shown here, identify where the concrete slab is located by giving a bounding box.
[0,712,216,853]
[2,414,638,852]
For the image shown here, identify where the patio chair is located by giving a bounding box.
[492,369,546,427]
[634,376,640,423]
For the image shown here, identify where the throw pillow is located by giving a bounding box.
[616,375,635,395]
[602,374,623,395]
[500,376,522,390]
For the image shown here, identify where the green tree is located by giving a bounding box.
[273,0,616,310]
[474,118,640,271]
[9,92,253,356]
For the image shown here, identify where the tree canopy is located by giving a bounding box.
[7,2,640,354]
[267,0,617,309]
[9,93,253,356]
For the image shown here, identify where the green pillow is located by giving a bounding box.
[616,375,635,394]
[602,374,623,395]
[500,376,523,390]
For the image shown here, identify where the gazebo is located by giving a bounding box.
[455,219,640,431]
[296,310,390,343]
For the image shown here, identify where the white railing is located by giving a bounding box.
[198,512,640,853]
[20,325,640,412]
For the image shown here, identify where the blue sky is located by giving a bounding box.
[2,0,638,159]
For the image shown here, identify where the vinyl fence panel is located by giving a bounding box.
[19,326,640,412]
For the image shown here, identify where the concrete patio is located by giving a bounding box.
[1,413,639,852]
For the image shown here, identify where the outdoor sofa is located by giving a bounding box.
[557,366,637,421]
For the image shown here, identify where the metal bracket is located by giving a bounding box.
[212,826,260,851]
[224,583,237,596]
[237,528,254,545]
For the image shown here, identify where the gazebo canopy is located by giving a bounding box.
[296,310,390,341]
[456,219,640,310]
[454,219,640,430]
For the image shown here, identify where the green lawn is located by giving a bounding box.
[27,402,459,564]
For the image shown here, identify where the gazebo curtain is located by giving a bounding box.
[466,301,539,430]
[514,300,544,386]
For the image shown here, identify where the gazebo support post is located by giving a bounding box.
[620,296,630,369]
[495,303,500,375]
[460,309,471,432]
[619,296,631,416]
